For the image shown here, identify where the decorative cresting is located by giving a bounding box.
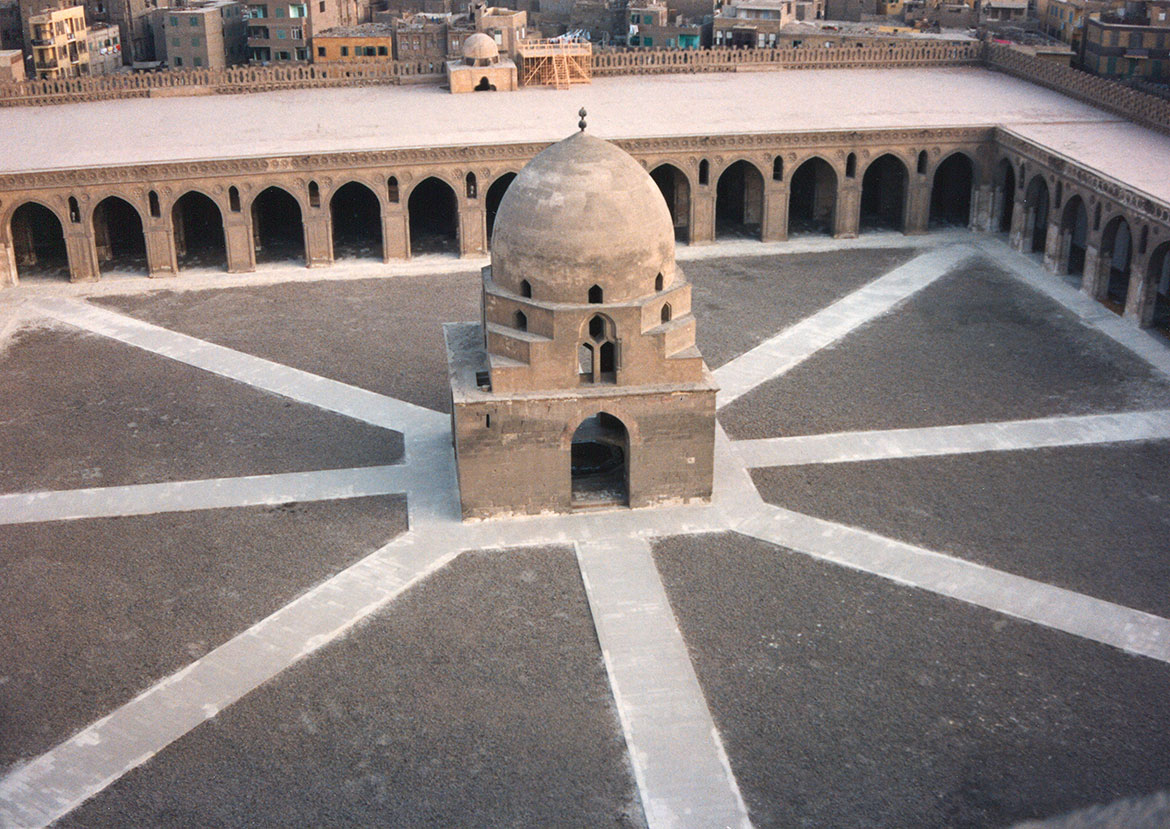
[445,127,717,519]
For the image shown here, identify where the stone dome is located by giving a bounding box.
[462,32,499,62]
[490,131,676,305]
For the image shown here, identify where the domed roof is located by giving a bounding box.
[491,131,676,305]
[462,32,499,61]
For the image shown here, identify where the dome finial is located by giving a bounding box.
[578,107,587,132]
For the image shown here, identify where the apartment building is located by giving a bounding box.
[312,19,391,58]
[246,0,366,62]
[713,0,821,47]
[157,0,245,67]
[1082,0,1170,77]
[29,4,88,76]
[85,19,120,69]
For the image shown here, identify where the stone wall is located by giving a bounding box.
[983,43,1170,136]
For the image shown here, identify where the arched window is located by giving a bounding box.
[916,151,927,175]
[654,273,663,291]
[309,181,320,208]
[588,284,603,304]
[698,159,709,186]
[149,190,160,218]
[466,172,477,199]
[68,196,80,223]
[846,153,857,178]
[514,310,527,331]
[581,314,617,383]
[661,303,671,322]
[519,279,531,298]
[229,186,241,212]
[589,315,605,339]
[772,157,783,181]
[387,176,399,204]
[578,342,594,380]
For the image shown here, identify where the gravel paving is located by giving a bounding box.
[718,257,1170,439]
[652,531,1170,829]
[57,545,646,828]
[752,441,1170,618]
[93,270,481,413]
[0,323,402,492]
[0,495,406,771]
[685,248,918,368]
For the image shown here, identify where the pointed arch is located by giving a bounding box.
[92,195,147,276]
[788,156,837,237]
[329,181,383,261]
[172,190,226,271]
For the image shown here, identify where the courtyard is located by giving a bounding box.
[2,230,1170,826]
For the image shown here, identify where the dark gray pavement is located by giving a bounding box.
[57,545,645,828]
[718,258,1170,439]
[687,248,917,369]
[93,271,481,413]
[0,324,403,492]
[0,495,406,771]
[652,531,1170,829]
[752,441,1170,618]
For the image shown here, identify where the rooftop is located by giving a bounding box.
[1,68,1168,205]
[316,22,397,36]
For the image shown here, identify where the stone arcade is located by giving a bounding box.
[445,124,717,519]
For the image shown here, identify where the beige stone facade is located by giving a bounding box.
[312,22,393,61]
[29,4,87,78]
[445,30,516,89]
[446,131,717,518]
[0,46,24,79]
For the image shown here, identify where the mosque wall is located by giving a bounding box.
[1,125,1168,329]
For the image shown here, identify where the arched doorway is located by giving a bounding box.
[408,176,458,256]
[1059,196,1088,279]
[788,157,837,236]
[251,186,304,265]
[9,202,69,281]
[1024,176,1049,254]
[928,153,974,228]
[860,154,907,232]
[570,412,629,508]
[715,160,764,240]
[172,191,226,271]
[1147,241,1170,336]
[485,172,517,245]
[1101,215,1132,311]
[995,158,1016,233]
[92,196,147,275]
[650,164,691,243]
[330,181,382,261]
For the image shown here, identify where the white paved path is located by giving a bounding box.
[714,244,975,408]
[733,410,1170,467]
[576,537,752,829]
[736,505,1170,664]
[0,465,410,525]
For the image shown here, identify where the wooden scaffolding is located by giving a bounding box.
[516,39,592,89]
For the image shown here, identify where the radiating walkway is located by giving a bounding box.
[0,465,410,525]
[576,537,752,829]
[734,410,1170,467]
[713,244,975,408]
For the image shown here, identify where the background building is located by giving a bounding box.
[84,20,120,70]
[28,4,88,77]
[0,45,24,76]
[1081,0,1170,78]
[246,0,368,62]
[156,0,245,68]
[312,19,391,58]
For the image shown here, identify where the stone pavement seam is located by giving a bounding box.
[575,537,753,829]
[732,410,1170,467]
[713,244,977,409]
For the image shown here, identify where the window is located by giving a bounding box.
[772,157,783,181]
[274,6,285,16]
[174,55,183,65]
[514,310,527,331]
[519,279,531,298]
[193,55,202,66]
[229,186,241,212]
[290,3,306,15]
[661,303,671,322]
[191,36,200,46]
[387,177,399,203]
[340,44,347,54]
[846,153,856,178]
[588,284,603,303]
[169,15,178,24]
[319,1,325,10]
[317,45,325,56]
[247,4,267,17]
[309,181,320,208]
[276,49,290,59]
[295,47,307,59]
[654,273,663,291]
[377,45,387,55]
[171,36,180,46]
[698,159,709,185]
[917,150,927,174]
[363,46,375,56]
[189,16,197,25]
[290,27,302,38]
[277,29,286,38]
[466,172,477,199]
[69,196,80,223]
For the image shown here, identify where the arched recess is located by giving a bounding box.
[788,156,837,236]
[485,172,517,245]
[1024,176,1050,254]
[570,412,629,508]
[650,163,691,243]
[995,158,1016,233]
[92,195,147,275]
[860,154,908,233]
[8,202,70,281]
[1100,215,1133,311]
[1146,241,1170,335]
[172,191,226,271]
[330,181,383,261]
[1059,195,1088,279]
[715,160,764,240]
[408,176,458,256]
[251,186,305,265]
[928,153,974,228]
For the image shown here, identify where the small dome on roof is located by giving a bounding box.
[491,131,675,305]
[462,32,499,61]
